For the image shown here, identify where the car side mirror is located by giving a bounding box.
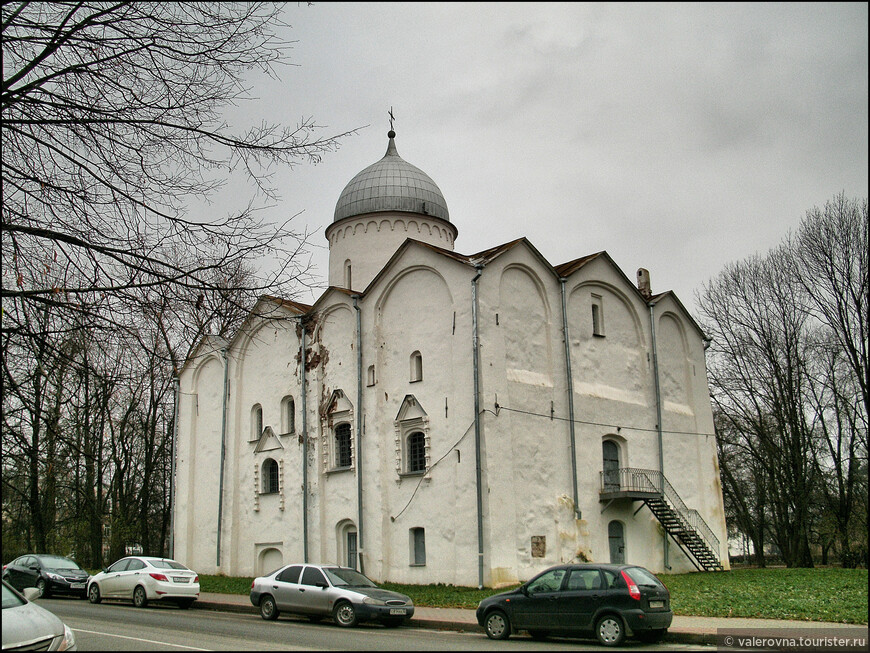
[317,582,328,589]
[30,566,39,572]
[520,585,529,596]
[102,567,109,573]
[22,587,40,601]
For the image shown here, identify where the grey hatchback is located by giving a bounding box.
[250,563,414,628]
[476,563,672,646]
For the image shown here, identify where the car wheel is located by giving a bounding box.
[484,610,511,640]
[133,585,148,608]
[528,630,549,640]
[177,599,195,610]
[259,595,279,621]
[88,583,102,604]
[638,628,666,643]
[595,614,625,647]
[333,601,358,627]
[36,578,49,598]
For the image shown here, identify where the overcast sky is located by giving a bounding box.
[203,2,868,312]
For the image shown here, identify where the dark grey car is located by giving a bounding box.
[250,563,414,627]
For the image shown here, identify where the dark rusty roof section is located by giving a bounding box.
[260,294,312,314]
[554,252,604,277]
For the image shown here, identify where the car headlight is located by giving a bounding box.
[57,624,76,651]
[362,596,386,606]
[46,572,64,581]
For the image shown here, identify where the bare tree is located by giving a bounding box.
[2,2,354,340]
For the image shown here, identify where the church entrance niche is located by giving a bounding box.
[336,520,358,570]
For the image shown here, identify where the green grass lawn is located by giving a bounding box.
[200,566,868,625]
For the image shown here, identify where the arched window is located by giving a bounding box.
[367,365,376,387]
[410,351,423,382]
[335,423,352,468]
[262,458,279,494]
[281,395,295,434]
[608,520,626,564]
[407,432,426,473]
[344,259,352,289]
[602,440,621,491]
[591,294,605,337]
[251,404,264,442]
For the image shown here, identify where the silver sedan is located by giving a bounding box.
[250,563,414,627]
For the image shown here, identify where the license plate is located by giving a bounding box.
[649,600,664,608]
[172,577,189,583]
[71,583,85,589]
[389,608,407,615]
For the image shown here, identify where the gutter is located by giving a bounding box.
[353,295,364,573]
[169,376,180,558]
[559,279,581,520]
[471,264,484,590]
[216,347,229,568]
[300,320,309,563]
[648,303,669,569]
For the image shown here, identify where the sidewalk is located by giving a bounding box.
[194,592,866,646]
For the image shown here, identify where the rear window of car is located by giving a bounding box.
[624,567,664,587]
[149,560,188,570]
[276,566,302,583]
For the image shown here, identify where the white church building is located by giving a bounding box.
[173,130,729,587]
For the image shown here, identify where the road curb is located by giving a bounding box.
[193,599,718,644]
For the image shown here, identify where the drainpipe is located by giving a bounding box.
[560,279,581,520]
[169,376,180,558]
[300,321,309,563]
[216,347,229,569]
[353,296,364,574]
[648,303,669,569]
[471,264,485,589]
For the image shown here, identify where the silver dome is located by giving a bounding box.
[333,132,450,222]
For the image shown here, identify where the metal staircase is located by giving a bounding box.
[600,467,724,572]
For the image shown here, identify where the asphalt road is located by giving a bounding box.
[39,596,712,651]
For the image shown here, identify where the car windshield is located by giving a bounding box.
[323,567,377,588]
[625,567,664,588]
[2,584,26,609]
[38,556,80,570]
[149,560,188,570]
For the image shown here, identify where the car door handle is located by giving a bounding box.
[272,585,278,589]
[299,588,306,592]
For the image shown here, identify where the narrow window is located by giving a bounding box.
[592,295,605,337]
[346,531,358,569]
[410,527,426,566]
[602,440,620,491]
[282,396,295,434]
[251,404,263,441]
[410,351,423,382]
[367,365,375,387]
[344,259,352,289]
[335,423,352,468]
[407,431,426,473]
[263,458,279,494]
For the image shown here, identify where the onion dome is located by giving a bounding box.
[333,130,450,222]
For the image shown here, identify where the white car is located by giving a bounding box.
[87,556,199,609]
[2,579,77,651]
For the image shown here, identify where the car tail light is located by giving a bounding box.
[620,570,641,601]
[194,575,198,583]
[251,580,255,590]
[149,573,169,582]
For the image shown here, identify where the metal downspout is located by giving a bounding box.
[560,279,581,519]
[300,321,309,563]
[169,376,180,558]
[471,264,484,589]
[216,347,229,568]
[648,303,669,569]
[353,296,364,573]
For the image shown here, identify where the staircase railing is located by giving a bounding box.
[600,467,721,564]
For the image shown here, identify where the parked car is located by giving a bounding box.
[250,563,414,627]
[2,579,77,651]
[86,556,199,609]
[2,554,90,598]
[476,563,672,646]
